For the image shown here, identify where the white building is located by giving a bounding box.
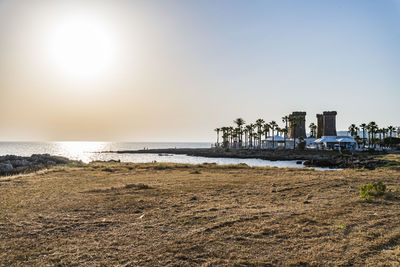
[313,136,357,150]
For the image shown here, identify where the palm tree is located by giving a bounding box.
[387,126,395,148]
[372,123,378,147]
[228,126,234,148]
[383,128,388,140]
[232,128,239,148]
[246,124,255,148]
[233,118,246,147]
[243,128,249,148]
[255,119,265,149]
[262,123,270,149]
[348,124,359,138]
[377,128,383,147]
[276,127,281,137]
[359,123,367,148]
[249,131,254,149]
[221,127,229,148]
[309,123,317,138]
[382,128,388,147]
[355,125,360,138]
[367,121,378,148]
[214,128,220,147]
[269,120,278,149]
[258,127,265,148]
[253,134,258,149]
[390,125,396,136]
[263,123,270,138]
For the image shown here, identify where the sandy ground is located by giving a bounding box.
[1,162,400,266]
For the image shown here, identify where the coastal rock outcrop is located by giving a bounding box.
[0,154,74,176]
[0,162,14,173]
[303,157,395,170]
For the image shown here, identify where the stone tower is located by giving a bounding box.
[316,114,324,138]
[322,111,337,136]
[288,111,307,138]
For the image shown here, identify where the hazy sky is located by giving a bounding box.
[0,0,399,141]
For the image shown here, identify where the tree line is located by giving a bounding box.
[348,122,398,148]
[215,118,398,149]
[214,116,308,149]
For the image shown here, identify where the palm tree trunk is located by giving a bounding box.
[362,129,365,148]
[272,128,274,149]
[368,131,371,147]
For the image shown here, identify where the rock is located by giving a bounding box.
[0,154,74,176]
[15,166,28,172]
[0,163,14,173]
[13,159,31,167]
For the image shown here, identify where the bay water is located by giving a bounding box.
[0,141,334,169]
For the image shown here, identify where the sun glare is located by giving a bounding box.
[56,141,107,163]
[46,15,117,81]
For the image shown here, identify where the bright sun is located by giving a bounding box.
[47,15,117,81]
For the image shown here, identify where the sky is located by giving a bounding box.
[0,0,399,141]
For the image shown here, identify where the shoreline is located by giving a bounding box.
[105,147,341,160]
[0,148,398,177]
[104,148,397,169]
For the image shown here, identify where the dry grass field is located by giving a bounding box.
[1,162,400,266]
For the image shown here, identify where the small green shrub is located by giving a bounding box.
[360,180,386,200]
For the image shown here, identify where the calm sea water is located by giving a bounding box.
[0,141,335,169]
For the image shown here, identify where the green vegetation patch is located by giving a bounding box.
[360,180,386,200]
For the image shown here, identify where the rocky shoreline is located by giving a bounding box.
[109,148,398,169]
[1,149,397,177]
[302,157,396,170]
[0,154,75,176]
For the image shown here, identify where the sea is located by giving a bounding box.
[0,141,334,169]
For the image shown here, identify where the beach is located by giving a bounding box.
[1,161,399,265]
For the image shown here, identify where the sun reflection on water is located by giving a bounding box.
[55,141,108,163]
